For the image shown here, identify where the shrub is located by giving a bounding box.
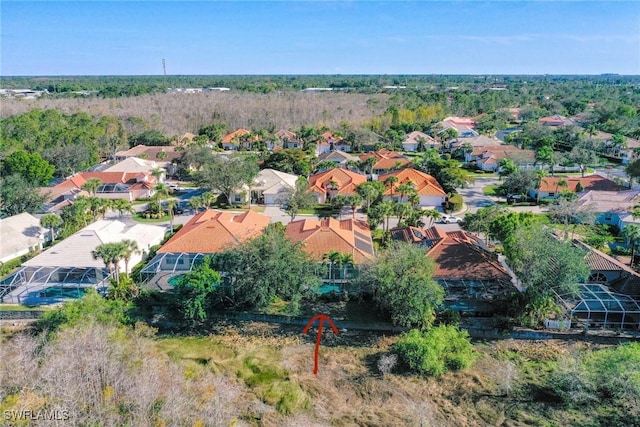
[550,343,640,411]
[393,326,476,377]
[444,193,463,212]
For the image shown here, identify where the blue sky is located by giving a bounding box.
[1,1,639,76]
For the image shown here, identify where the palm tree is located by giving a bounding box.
[201,191,216,209]
[379,200,396,231]
[112,198,134,217]
[555,178,568,196]
[92,242,127,284]
[397,181,416,204]
[395,202,413,227]
[422,209,441,228]
[166,199,177,230]
[121,239,140,274]
[150,167,165,184]
[40,213,63,242]
[535,169,548,203]
[345,160,361,173]
[82,178,103,196]
[153,183,172,214]
[325,180,339,203]
[347,194,362,219]
[360,156,377,175]
[384,176,399,200]
[88,196,110,220]
[323,250,355,280]
[622,224,640,268]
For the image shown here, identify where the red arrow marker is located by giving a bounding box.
[302,314,339,375]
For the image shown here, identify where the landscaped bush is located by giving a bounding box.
[393,326,476,377]
[549,343,640,417]
[444,193,463,212]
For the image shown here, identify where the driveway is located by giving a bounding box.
[456,176,546,215]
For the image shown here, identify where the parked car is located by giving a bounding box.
[441,215,463,224]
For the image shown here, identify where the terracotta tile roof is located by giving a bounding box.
[54,172,154,190]
[427,238,513,282]
[158,209,271,253]
[442,116,477,127]
[378,168,446,197]
[221,129,252,144]
[275,129,297,139]
[308,168,367,196]
[403,131,436,145]
[573,240,636,273]
[360,149,411,171]
[391,225,513,282]
[285,217,374,263]
[539,175,626,193]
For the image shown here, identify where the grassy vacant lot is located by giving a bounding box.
[151,321,637,426]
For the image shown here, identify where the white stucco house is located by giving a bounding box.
[0,213,46,264]
[250,169,299,205]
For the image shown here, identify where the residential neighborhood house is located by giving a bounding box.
[0,213,46,264]
[0,220,166,305]
[140,210,271,286]
[465,145,535,172]
[308,168,367,204]
[531,174,627,200]
[378,168,447,208]
[359,148,411,174]
[250,168,299,205]
[575,189,640,231]
[390,225,521,315]
[402,131,438,152]
[285,217,375,264]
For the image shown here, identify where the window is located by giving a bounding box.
[588,273,608,283]
[548,192,555,197]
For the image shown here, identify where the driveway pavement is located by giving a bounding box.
[456,176,546,216]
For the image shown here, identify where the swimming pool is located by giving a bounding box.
[167,274,186,287]
[39,287,88,299]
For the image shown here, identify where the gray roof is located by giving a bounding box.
[23,220,166,268]
[252,169,299,195]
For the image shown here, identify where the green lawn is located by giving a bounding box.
[482,185,501,196]
[133,214,171,223]
[0,304,50,311]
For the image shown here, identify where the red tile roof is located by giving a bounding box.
[378,168,446,197]
[391,226,512,282]
[54,172,155,190]
[275,129,297,140]
[538,175,626,193]
[403,131,436,145]
[221,129,252,144]
[308,168,367,196]
[360,149,411,171]
[158,209,271,253]
[285,217,374,263]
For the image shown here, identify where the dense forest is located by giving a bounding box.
[2,75,639,148]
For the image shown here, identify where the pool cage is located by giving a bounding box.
[140,252,209,285]
[139,252,363,295]
[555,283,640,330]
[0,266,112,305]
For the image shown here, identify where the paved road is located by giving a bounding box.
[456,176,547,216]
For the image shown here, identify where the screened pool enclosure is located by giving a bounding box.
[555,284,640,330]
[0,266,112,305]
